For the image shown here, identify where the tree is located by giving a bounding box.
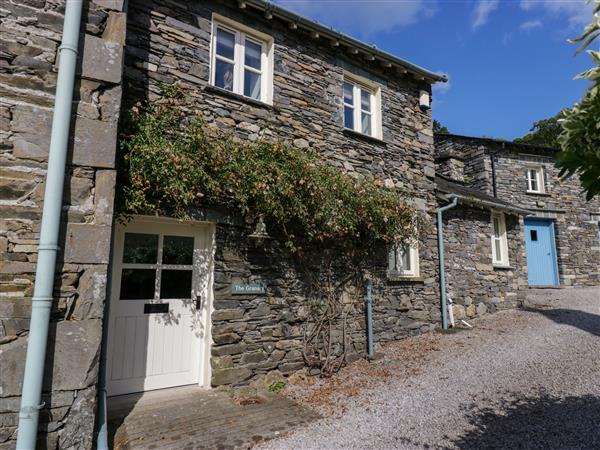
[514,112,564,148]
[433,120,449,134]
[556,2,600,200]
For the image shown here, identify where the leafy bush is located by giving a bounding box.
[556,3,600,200]
[118,86,419,254]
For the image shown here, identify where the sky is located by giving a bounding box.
[272,0,596,140]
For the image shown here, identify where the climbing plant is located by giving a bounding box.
[117,86,421,256]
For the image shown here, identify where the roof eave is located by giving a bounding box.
[244,0,448,83]
[435,133,560,153]
[437,192,532,216]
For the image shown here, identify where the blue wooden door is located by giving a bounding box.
[524,218,559,286]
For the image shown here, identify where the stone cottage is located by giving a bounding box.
[435,133,600,288]
[1,0,449,447]
[435,175,530,322]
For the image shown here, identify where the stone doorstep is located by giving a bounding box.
[108,385,317,450]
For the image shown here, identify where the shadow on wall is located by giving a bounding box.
[521,306,600,337]
[452,393,600,450]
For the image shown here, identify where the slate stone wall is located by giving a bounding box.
[209,221,440,387]
[0,0,126,447]
[123,0,442,387]
[435,135,600,287]
[442,207,527,320]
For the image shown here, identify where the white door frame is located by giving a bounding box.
[106,216,215,396]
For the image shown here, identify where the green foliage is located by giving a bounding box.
[267,381,286,394]
[433,120,449,134]
[118,86,419,254]
[514,112,564,148]
[556,2,600,200]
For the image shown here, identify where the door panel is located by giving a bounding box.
[107,219,213,396]
[524,218,559,286]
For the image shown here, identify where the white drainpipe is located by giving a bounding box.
[16,1,83,448]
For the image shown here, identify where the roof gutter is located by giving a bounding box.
[438,193,532,216]
[244,0,447,83]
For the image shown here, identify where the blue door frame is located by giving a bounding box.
[524,218,560,286]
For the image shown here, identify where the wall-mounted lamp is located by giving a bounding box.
[249,215,271,241]
[419,90,431,111]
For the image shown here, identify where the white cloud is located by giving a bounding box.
[502,32,513,45]
[274,0,438,37]
[519,19,543,31]
[432,72,450,95]
[471,0,500,30]
[520,0,595,27]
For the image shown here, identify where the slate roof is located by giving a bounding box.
[243,0,447,83]
[435,133,559,155]
[435,176,532,215]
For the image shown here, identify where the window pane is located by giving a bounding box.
[244,70,261,99]
[244,39,261,69]
[400,246,411,271]
[216,28,235,60]
[494,239,502,261]
[344,106,354,129]
[163,236,194,265]
[123,233,158,264]
[493,217,500,237]
[361,112,371,135]
[531,230,538,241]
[388,246,397,271]
[361,90,371,112]
[343,82,353,104]
[120,269,156,300]
[160,270,193,299]
[529,170,538,191]
[215,59,234,91]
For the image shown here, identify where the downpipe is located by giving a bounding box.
[96,227,115,450]
[97,1,128,447]
[436,195,458,330]
[366,280,374,359]
[16,1,83,448]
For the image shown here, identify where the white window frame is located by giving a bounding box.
[210,14,273,104]
[491,212,509,267]
[526,166,545,194]
[388,242,419,278]
[343,73,382,139]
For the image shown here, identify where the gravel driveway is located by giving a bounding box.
[259,287,600,450]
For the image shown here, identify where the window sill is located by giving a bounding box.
[204,85,273,110]
[525,191,551,197]
[493,264,513,270]
[343,128,387,146]
[387,273,424,282]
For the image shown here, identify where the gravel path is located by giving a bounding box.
[259,287,600,450]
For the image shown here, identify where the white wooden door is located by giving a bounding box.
[106,218,214,396]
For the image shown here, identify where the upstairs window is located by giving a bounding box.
[526,167,545,194]
[343,75,382,139]
[491,212,509,267]
[388,242,419,278]
[210,16,273,104]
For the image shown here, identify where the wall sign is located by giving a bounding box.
[231,283,266,295]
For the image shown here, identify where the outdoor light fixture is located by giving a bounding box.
[419,90,431,110]
[249,215,271,241]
